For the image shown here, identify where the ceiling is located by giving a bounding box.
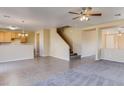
[0,7,124,31]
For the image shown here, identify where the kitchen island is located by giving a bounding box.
[0,44,34,62]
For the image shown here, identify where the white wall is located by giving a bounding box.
[43,29,50,56]
[63,28,97,58]
[106,35,115,48]
[63,28,82,55]
[101,49,124,62]
[49,28,70,61]
[81,30,97,57]
[0,44,34,62]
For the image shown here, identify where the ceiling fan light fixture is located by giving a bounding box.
[82,16,86,19]
[69,7,102,21]
[85,17,89,21]
[80,17,83,21]
[80,16,89,21]
[80,16,86,21]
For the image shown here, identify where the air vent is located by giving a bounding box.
[3,15,10,18]
[115,13,121,16]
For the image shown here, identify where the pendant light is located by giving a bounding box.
[18,20,28,37]
[18,31,28,37]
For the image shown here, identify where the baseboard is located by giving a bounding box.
[81,55,95,58]
[100,58,124,63]
[0,57,34,63]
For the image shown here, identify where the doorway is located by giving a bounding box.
[36,33,40,57]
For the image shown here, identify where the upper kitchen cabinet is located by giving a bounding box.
[0,31,12,42]
[0,32,4,42]
[4,32,12,42]
[11,32,20,40]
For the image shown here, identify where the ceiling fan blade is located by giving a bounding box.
[72,16,80,20]
[89,13,102,16]
[68,11,80,15]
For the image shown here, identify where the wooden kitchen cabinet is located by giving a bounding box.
[4,32,11,42]
[0,32,4,42]
[11,32,15,39]
[0,31,12,42]
[11,32,19,39]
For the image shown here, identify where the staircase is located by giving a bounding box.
[57,26,81,60]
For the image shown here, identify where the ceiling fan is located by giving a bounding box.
[68,7,102,21]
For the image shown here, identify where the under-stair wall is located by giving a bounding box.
[49,28,70,61]
[62,28,82,55]
[57,27,81,59]
[57,26,73,52]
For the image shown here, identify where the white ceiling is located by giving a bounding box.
[0,7,124,31]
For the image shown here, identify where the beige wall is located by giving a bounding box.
[81,30,97,57]
[63,28,82,55]
[35,29,50,56]
[118,34,124,48]
[35,28,70,61]
[43,29,50,56]
[63,27,97,58]
[49,28,70,61]
[35,27,97,60]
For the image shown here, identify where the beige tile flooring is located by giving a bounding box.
[0,56,94,86]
